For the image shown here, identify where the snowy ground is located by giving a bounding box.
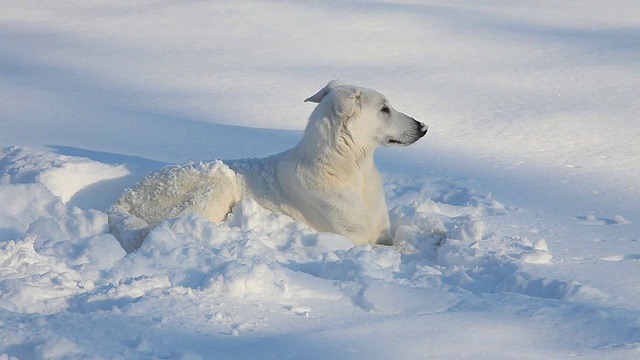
[2,1,640,359]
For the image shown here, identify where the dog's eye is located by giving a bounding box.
[381,105,390,114]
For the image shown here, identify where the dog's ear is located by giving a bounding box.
[332,87,361,118]
[304,80,344,103]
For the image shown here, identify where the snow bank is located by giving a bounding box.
[2,147,635,358]
[0,147,129,211]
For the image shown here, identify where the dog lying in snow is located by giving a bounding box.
[109,81,428,252]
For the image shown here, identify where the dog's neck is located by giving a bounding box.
[295,113,375,183]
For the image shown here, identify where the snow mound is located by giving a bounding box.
[0,149,573,306]
[0,147,129,211]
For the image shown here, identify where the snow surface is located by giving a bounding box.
[1,1,640,359]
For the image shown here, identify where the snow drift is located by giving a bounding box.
[1,146,637,359]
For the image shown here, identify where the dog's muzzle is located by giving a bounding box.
[385,119,429,146]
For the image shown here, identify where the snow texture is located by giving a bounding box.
[1,1,640,359]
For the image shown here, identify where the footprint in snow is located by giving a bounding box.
[575,214,628,226]
[518,239,553,264]
[601,254,640,262]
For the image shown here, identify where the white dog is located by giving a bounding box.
[109,81,428,252]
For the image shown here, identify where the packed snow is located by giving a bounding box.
[1,1,639,359]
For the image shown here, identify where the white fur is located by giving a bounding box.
[109,81,428,252]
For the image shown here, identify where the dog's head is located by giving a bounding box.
[305,80,428,148]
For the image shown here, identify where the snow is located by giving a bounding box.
[2,1,640,359]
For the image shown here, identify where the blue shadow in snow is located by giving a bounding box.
[49,145,169,169]
[47,145,169,211]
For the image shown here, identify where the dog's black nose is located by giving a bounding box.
[416,121,428,137]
